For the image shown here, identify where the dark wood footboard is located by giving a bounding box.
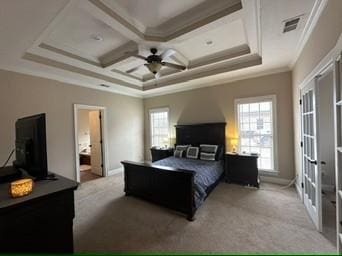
[121,161,196,221]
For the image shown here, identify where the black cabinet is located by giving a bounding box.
[0,173,78,253]
[225,153,259,188]
[151,148,174,162]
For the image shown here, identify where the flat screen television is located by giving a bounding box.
[13,113,48,179]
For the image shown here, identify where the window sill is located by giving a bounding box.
[259,169,279,176]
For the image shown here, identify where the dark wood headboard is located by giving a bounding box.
[175,122,226,150]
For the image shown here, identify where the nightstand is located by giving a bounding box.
[225,152,259,188]
[150,147,174,162]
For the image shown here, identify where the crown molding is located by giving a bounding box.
[289,0,328,68]
[142,66,290,98]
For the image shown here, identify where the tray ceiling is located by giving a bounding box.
[0,0,321,97]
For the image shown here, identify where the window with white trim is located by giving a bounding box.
[149,108,169,147]
[236,96,277,172]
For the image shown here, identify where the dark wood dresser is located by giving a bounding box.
[0,173,78,253]
[225,153,259,188]
[150,147,174,162]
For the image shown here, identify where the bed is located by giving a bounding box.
[121,122,226,221]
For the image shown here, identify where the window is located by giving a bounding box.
[236,96,277,172]
[149,108,169,147]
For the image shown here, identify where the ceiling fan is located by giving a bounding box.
[126,48,186,78]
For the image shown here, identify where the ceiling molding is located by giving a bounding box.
[289,0,328,68]
[0,65,143,98]
[39,43,101,67]
[189,44,250,69]
[22,53,142,91]
[143,54,262,90]
[142,66,290,98]
[10,0,304,98]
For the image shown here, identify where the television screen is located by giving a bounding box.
[14,113,48,179]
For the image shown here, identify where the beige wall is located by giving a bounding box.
[144,71,294,180]
[292,0,342,189]
[0,69,144,180]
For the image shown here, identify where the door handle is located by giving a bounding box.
[321,161,326,165]
[308,159,317,165]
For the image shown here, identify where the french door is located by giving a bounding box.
[334,52,342,252]
[301,78,322,231]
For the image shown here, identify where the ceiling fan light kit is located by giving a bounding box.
[145,62,162,74]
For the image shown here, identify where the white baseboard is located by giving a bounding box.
[107,167,123,176]
[322,184,335,192]
[259,175,291,185]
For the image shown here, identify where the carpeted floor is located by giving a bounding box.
[74,173,336,253]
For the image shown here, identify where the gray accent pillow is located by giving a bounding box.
[200,152,216,161]
[200,144,218,154]
[186,146,199,159]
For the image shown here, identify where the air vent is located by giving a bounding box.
[283,16,301,33]
[99,84,110,88]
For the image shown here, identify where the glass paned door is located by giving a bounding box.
[301,79,322,231]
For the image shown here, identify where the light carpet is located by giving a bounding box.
[74,173,336,253]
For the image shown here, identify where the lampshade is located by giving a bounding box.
[10,178,33,198]
[146,62,162,74]
[229,138,239,153]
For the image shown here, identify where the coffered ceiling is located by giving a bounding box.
[0,0,325,97]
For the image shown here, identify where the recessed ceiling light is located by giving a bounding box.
[91,34,103,41]
[206,40,213,45]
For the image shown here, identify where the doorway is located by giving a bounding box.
[74,104,108,183]
[317,68,336,246]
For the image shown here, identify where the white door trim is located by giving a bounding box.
[73,104,109,182]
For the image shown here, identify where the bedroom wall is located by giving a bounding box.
[144,71,294,181]
[292,0,342,192]
[0,69,144,180]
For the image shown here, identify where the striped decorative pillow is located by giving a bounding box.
[200,152,216,161]
[200,144,218,154]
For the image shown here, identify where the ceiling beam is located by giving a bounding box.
[23,53,142,91]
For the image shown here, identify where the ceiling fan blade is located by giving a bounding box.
[126,65,142,73]
[124,52,147,61]
[160,49,176,59]
[162,62,186,70]
[132,54,147,60]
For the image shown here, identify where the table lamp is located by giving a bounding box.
[230,138,238,153]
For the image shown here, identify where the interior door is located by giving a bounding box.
[89,110,103,176]
[301,78,322,231]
